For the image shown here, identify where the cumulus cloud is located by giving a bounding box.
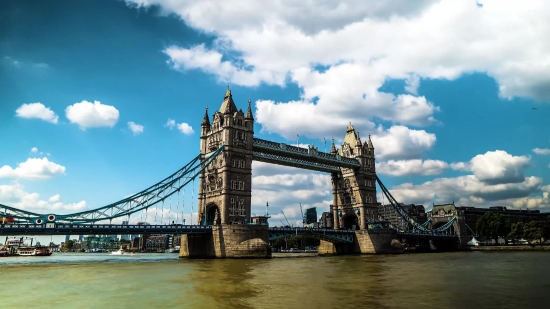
[15,103,59,124]
[370,126,437,160]
[450,150,531,185]
[65,100,119,129]
[251,162,331,226]
[165,118,176,130]
[31,147,38,153]
[533,148,550,155]
[0,183,87,213]
[177,122,194,135]
[0,157,66,180]
[386,175,544,210]
[127,121,144,135]
[376,159,449,177]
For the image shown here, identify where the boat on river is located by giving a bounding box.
[1,237,52,256]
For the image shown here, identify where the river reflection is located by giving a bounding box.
[1,252,549,309]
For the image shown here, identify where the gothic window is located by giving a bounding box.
[367,180,372,187]
[344,179,350,188]
[231,180,245,190]
[238,160,245,168]
[230,198,236,216]
[217,178,222,189]
[238,199,245,216]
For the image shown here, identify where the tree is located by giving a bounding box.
[63,239,74,250]
[508,222,525,243]
[476,212,511,243]
[523,221,548,245]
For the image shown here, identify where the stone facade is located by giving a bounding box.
[330,124,378,230]
[197,87,255,225]
[179,225,271,258]
[318,230,403,255]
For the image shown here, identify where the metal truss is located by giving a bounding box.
[0,223,213,236]
[376,175,456,236]
[269,227,355,243]
[253,151,340,173]
[253,138,360,170]
[0,145,225,224]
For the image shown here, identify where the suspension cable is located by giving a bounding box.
[182,187,185,225]
[169,195,173,225]
[160,199,165,225]
[191,179,195,225]
[176,179,180,224]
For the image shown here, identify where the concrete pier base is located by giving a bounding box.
[179,224,271,259]
[318,229,403,256]
[354,229,403,254]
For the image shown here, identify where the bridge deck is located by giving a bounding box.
[252,138,360,172]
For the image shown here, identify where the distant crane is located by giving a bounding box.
[281,210,292,227]
[299,203,305,227]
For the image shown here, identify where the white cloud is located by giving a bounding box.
[15,103,59,124]
[0,157,66,180]
[405,74,421,95]
[127,121,144,136]
[385,175,544,210]
[65,100,119,129]
[128,0,550,147]
[450,150,531,184]
[533,148,550,155]
[177,122,194,135]
[376,159,449,177]
[31,147,38,153]
[48,194,61,203]
[0,183,86,213]
[370,126,437,160]
[251,162,330,225]
[165,118,176,130]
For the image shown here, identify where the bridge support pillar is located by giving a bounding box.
[180,224,271,259]
[354,229,403,254]
[318,240,354,255]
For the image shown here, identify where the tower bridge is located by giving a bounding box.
[0,88,466,258]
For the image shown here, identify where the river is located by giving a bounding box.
[1,251,549,309]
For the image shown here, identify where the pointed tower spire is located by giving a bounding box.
[367,133,374,149]
[201,105,210,127]
[245,98,253,119]
[220,85,237,114]
[330,137,337,154]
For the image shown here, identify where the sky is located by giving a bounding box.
[1,0,550,244]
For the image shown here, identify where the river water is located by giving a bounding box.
[1,251,549,309]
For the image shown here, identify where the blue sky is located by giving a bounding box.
[1,0,549,240]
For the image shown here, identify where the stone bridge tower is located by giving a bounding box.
[330,123,378,230]
[197,87,254,225]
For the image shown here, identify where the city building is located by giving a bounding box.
[145,235,169,252]
[304,207,317,225]
[319,210,333,228]
[81,235,121,250]
[65,235,70,242]
[378,203,427,229]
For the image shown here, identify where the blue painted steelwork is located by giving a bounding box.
[253,138,360,170]
[375,175,456,236]
[0,223,212,236]
[0,145,225,224]
[268,227,355,243]
[253,152,340,173]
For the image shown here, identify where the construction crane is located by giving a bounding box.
[281,210,292,227]
[299,203,305,227]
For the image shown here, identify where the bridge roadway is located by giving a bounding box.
[0,223,456,242]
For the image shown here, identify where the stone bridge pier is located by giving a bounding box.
[428,203,470,251]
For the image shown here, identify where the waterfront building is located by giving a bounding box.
[81,235,121,250]
[428,203,550,235]
[378,203,427,229]
[65,235,70,242]
[319,211,333,228]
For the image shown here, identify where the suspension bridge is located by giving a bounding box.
[0,88,466,257]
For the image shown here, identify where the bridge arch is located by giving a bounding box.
[202,203,220,226]
[342,214,359,230]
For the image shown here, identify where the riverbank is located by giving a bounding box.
[468,245,550,251]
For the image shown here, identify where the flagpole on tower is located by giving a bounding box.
[296,131,300,147]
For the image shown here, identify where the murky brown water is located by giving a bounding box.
[1,251,549,309]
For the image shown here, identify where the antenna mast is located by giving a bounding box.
[299,203,304,227]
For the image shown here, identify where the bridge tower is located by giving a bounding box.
[330,123,378,230]
[198,87,254,226]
